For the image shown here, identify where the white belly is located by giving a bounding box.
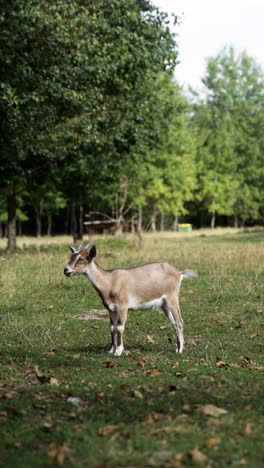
[128,295,166,311]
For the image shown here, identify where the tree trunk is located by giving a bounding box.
[151,205,157,232]
[79,203,83,240]
[36,205,42,237]
[173,214,179,231]
[114,217,123,237]
[234,214,238,228]
[160,212,164,232]
[131,214,136,234]
[65,203,70,234]
[47,214,52,236]
[7,194,16,252]
[0,220,2,238]
[71,202,78,242]
[211,210,216,230]
[138,207,142,234]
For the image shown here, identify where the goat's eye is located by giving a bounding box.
[78,257,84,263]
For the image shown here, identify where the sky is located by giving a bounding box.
[153,0,264,92]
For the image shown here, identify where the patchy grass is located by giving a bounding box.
[0,230,264,467]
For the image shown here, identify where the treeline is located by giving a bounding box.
[1,1,264,251]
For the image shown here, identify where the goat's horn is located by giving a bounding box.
[84,242,93,251]
[77,242,83,250]
[68,243,75,253]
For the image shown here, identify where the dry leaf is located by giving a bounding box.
[188,447,207,463]
[105,360,117,368]
[149,368,163,377]
[4,391,20,399]
[165,453,183,468]
[47,443,70,465]
[151,426,170,435]
[147,334,155,343]
[240,423,255,436]
[133,389,144,400]
[199,404,228,417]
[241,356,251,368]
[98,425,118,436]
[172,362,179,368]
[205,437,221,448]
[49,378,59,387]
[138,360,146,368]
[216,360,228,368]
[141,412,160,426]
[160,326,167,330]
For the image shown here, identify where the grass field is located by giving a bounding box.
[0,230,264,467]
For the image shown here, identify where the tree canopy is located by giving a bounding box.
[1,2,264,250]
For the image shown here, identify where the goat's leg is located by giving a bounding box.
[109,321,117,354]
[111,306,127,356]
[162,296,184,353]
[109,308,127,356]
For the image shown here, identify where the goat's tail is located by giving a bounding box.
[181,269,198,278]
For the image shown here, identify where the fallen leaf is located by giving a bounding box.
[149,368,163,377]
[4,391,20,399]
[160,326,167,330]
[133,389,144,400]
[105,360,117,368]
[241,356,251,368]
[141,412,160,426]
[240,423,255,436]
[147,334,155,343]
[199,404,228,417]
[165,453,183,468]
[138,360,146,368]
[49,378,59,387]
[150,426,170,435]
[67,397,81,406]
[172,362,179,368]
[205,437,221,448]
[235,321,245,329]
[216,360,228,368]
[43,423,54,432]
[47,443,70,465]
[98,425,118,436]
[188,447,208,463]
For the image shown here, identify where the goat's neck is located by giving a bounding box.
[84,261,108,292]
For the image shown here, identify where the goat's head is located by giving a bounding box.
[64,242,97,277]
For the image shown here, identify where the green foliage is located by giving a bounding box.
[193,46,264,225]
[0,0,178,246]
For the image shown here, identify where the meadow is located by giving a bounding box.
[0,229,264,467]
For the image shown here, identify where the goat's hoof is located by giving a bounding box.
[114,345,124,356]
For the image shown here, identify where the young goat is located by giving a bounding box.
[64,243,198,356]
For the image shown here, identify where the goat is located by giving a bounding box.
[64,243,198,356]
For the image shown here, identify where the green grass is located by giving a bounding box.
[0,230,264,467]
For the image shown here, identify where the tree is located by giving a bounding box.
[0,0,178,250]
[192,46,264,227]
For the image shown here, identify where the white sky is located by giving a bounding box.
[153,0,264,91]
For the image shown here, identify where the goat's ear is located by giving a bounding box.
[88,245,97,261]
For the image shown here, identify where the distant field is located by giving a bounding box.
[0,230,264,467]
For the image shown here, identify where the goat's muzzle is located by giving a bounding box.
[64,267,73,277]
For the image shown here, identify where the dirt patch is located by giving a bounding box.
[75,309,108,321]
